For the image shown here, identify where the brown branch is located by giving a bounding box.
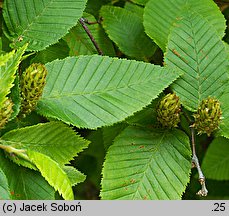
[79,18,103,55]
[182,110,208,196]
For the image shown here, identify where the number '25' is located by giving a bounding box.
[213,203,226,211]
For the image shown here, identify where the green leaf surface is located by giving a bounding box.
[219,85,229,138]
[144,0,226,51]
[63,166,86,186]
[201,137,229,180]
[124,2,144,19]
[3,0,87,51]
[28,150,74,200]
[0,150,55,199]
[64,13,115,56]
[100,6,156,61]
[101,127,191,200]
[37,55,181,129]
[0,167,11,200]
[165,11,228,111]
[1,122,89,165]
[0,44,26,109]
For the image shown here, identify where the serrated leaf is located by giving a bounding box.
[0,167,11,200]
[101,126,191,200]
[201,137,229,180]
[0,44,27,109]
[165,11,228,111]
[8,74,20,120]
[100,6,156,61]
[1,122,89,165]
[3,0,87,51]
[28,150,74,200]
[64,13,115,56]
[63,166,86,186]
[0,150,55,199]
[144,0,226,51]
[37,55,181,129]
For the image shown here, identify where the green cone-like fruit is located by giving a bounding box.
[157,93,181,128]
[192,97,222,136]
[20,63,47,117]
[0,98,14,129]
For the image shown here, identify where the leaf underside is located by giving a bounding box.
[3,0,87,51]
[0,45,26,109]
[0,168,11,200]
[1,122,90,165]
[0,150,55,200]
[37,55,180,129]
[101,127,191,200]
[165,11,228,111]
[143,0,226,51]
[63,166,86,186]
[201,137,229,181]
[28,150,74,200]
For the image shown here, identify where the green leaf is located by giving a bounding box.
[124,2,144,19]
[219,85,229,138]
[201,137,229,181]
[100,6,156,61]
[3,0,87,51]
[165,11,228,111]
[37,55,181,129]
[144,0,226,51]
[0,150,55,199]
[63,166,86,186]
[28,150,74,200]
[0,167,11,200]
[0,44,27,109]
[8,74,20,120]
[1,122,89,165]
[64,13,115,56]
[101,126,191,200]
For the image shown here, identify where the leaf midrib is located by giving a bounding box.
[43,76,176,99]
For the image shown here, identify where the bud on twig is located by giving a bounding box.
[0,98,14,129]
[20,63,47,117]
[157,93,181,128]
[192,97,222,136]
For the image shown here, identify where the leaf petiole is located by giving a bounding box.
[0,142,30,162]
